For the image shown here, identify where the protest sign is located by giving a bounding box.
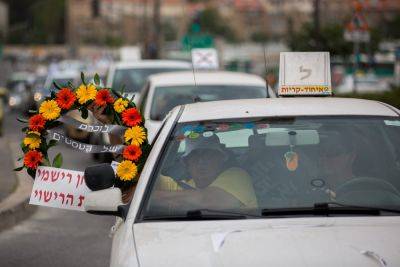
[29,166,91,211]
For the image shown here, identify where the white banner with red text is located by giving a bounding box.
[29,166,91,211]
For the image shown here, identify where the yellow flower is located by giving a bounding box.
[76,83,97,104]
[23,131,41,150]
[116,160,137,181]
[114,98,128,113]
[124,126,146,146]
[39,100,61,120]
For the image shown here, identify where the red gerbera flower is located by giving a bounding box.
[56,88,76,110]
[24,150,43,169]
[122,108,142,127]
[123,145,142,161]
[95,89,114,106]
[28,114,46,131]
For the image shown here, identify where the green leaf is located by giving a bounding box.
[81,72,86,85]
[20,142,28,153]
[48,139,58,148]
[52,153,63,168]
[21,127,28,132]
[26,133,40,138]
[111,89,123,99]
[68,81,74,89]
[27,168,36,179]
[120,85,126,95]
[114,113,122,125]
[42,158,51,166]
[13,166,24,171]
[94,73,100,85]
[50,91,56,98]
[17,156,23,161]
[17,117,28,123]
[53,81,62,90]
[80,107,88,119]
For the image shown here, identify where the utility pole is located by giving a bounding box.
[151,0,161,59]
[313,0,321,50]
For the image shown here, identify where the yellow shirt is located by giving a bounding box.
[156,167,257,208]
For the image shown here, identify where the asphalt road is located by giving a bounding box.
[0,109,115,267]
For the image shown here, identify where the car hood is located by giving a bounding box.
[134,217,400,267]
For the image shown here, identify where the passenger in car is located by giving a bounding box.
[152,134,258,210]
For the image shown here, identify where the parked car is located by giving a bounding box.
[85,97,400,267]
[106,60,192,103]
[7,71,36,112]
[137,71,274,142]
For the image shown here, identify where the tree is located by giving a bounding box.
[288,23,352,58]
[5,0,65,44]
[189,7,238,42]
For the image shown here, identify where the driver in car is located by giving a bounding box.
[152,134,258,210]
[319,131,356,192]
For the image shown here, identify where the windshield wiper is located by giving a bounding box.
[261,202,400,217]
[143,209,259,221]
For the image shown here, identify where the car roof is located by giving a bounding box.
[112,60,192,69]
[148,71,266,87]
[178,97,399,123]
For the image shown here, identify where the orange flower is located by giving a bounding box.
[123,145,142,161]
[56,88,76,110]
[122,108,142,127]
[95,89,114,106]
[29,114,46,131]
[24,150,43,169]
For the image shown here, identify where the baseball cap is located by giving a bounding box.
[182,133,228,160]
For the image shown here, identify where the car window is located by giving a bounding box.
[150,85,267,121]
[141,116,400,219]
[112,67,189,93]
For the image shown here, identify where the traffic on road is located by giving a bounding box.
[1,1,400,267]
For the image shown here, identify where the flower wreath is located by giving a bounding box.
[15,73,150,190]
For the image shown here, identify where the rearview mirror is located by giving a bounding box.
[265,129,319,146]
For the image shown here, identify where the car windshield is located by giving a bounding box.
[141,116,400,219]
[112,68,189,92]
[150,85,267,120]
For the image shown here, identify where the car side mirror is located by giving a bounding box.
[84,188,125,217]
[84,163,115,191]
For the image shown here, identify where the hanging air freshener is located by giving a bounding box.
[284,131,299,171]
[284,151,299,171]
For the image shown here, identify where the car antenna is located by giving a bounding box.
[263,44,270,98]
[182,4,197,87]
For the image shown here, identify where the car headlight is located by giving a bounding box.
[34,92,43,102]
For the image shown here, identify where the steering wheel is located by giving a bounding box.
[335,177,400,205]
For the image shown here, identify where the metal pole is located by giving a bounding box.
[314,0,320,50]
[152,0,161,59]
[353,38,359,93]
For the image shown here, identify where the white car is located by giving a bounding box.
[85,97,400,267]
[106,60,192,102]
[137,71,275,142]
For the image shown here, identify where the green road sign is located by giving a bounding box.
[181,34,214,51]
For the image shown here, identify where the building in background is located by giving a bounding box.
[66,0,188,47]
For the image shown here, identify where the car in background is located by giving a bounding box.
[7,71,36,112]
[84,97,400,267]
[106,60,192,103]
[335,73,390,94]
[34,70,80,106]
[137,71,275,142]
